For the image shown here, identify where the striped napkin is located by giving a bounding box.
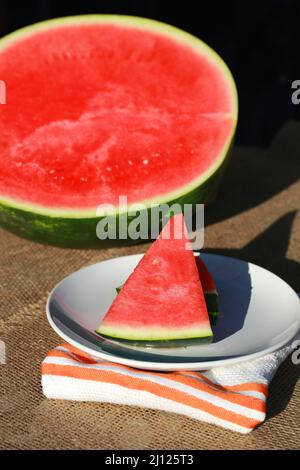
[41,338,299,434]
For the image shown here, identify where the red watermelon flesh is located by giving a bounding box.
[0,18,236,210]
[116,255,220,324]
[96,213,213,342]
[195,256,217,293]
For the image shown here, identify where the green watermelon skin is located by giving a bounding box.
[204,293,219,325]
[0,16,237,248]
[102,336,212,348]
[0,161,230,248]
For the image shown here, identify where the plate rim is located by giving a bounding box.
[46,253,300,371]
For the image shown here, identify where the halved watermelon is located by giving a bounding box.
[195,256,220,325]
[96,213,213,344]
[0,15,237,247]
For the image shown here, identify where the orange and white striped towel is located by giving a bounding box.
[41,338,299,434]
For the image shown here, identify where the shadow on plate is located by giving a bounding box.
[211,256,251,342]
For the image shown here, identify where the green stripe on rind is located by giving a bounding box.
[98,334,213,348]
[96,324,212,341]
[208,312,219,326]
[204,293,219,324]
[0,14,237,248]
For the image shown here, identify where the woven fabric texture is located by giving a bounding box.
[0,122,299,449]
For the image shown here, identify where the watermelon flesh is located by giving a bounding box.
[0,16,236,211]
[96,213,213,343]
[116,255,220,324]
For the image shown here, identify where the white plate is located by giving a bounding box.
[46,253,300,371]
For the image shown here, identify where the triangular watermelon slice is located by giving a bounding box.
[115,256,220,325]
[96,213,213,344]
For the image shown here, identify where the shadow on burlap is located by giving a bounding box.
[0,122,299,449]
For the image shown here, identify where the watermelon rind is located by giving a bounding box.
[0,15,238,247]
[98,335,213,348]
[96,324,213,342]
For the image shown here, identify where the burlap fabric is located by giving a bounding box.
[0,122,299,449]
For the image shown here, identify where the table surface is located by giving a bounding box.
[0,121,299,449]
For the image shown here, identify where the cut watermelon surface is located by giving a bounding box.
[96,213,213,343]
[0,15,237,246]
[0,16,237,247]
[116,255,220,325]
